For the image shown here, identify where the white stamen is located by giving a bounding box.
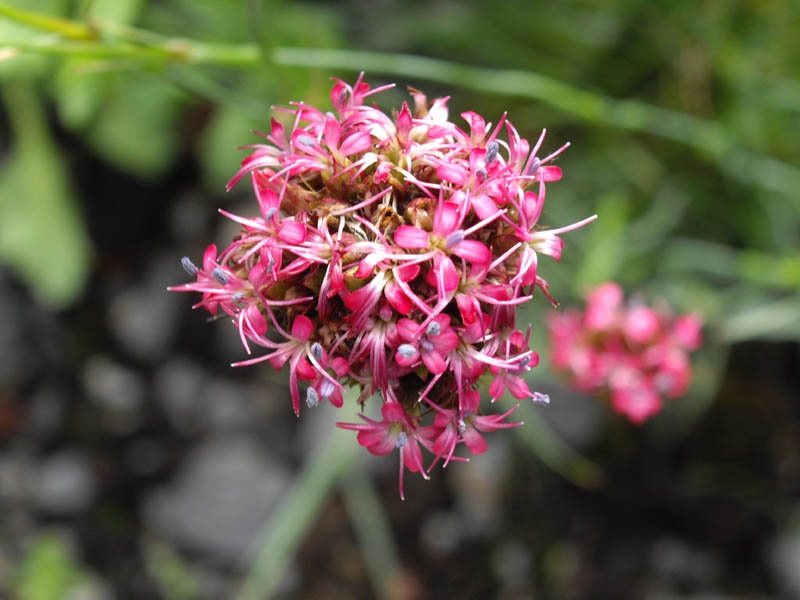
[485,141,499,164]
[398,344,417,359]
[320,379,336,399]
[445,230,465,249]
[181,257,198,276]
[426,321,442,336]
[212,267,229,285]
[532,392,550,404]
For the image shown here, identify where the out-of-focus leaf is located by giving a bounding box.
[82,0,143,23]
[53,61,112,130]
[0,83,91,307]
[628,184,689,253]
[85,73,188,178]
[0,0,69,81]
[721,294,800,342]
[199,103,261,191]
[660,239,740,280]
[574,190,628,289]
[738,250,800,290]
[145,540,197,600]
[52,0,144,130]
[12,534,87,600]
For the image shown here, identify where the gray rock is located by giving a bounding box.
[536,382,605,449]
[82,354,145,434]
[152,357,211,434]
[107,254,183,362]
[143,436,291,563]
[770,507,800,598]
[31,450,96,515]
[24,384,66,440]
[153,358,268,435]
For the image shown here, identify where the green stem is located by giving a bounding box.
[0,2,94,40]
[236,418,361,600]
[514,407,605,490]
[2,5,797,199]
[340,469,402,600]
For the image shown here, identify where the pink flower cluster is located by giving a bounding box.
[548,282,703,424]
[171,75,594,497]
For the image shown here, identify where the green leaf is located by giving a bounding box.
[573,190,629,290]
[738,249,800,290]
[12,534,87,600]
[198,103,261,191]
[53,60,112,130]
[53,0,144,131]
[0,0,71,82]
[0,83,91,307]
[85,72,188,178]
[82,0,143,23]
[721,294,800,342]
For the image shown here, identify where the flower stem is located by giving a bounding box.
[1,0,796,200]
[341,469,402,600]
[514,407,605,490]
[236,407,361,600]
[0,2,94,40]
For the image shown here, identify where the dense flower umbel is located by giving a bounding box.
[548,282,703,424]
[170,75,595,498]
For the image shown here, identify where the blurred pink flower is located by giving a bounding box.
[548,282,703,423]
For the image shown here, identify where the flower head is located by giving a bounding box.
[171,75,594,496]
[548,282,703,423]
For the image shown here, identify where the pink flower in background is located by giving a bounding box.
[548,282,703,424]
[170,75,594,496]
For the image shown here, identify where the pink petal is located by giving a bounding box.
[471,194,499,221]
[461,427,488,455]
[340,130,373,156]
[244,304,267,336]
[432,425,458,459]
[452,239,491,265]
[431,329,459,355]
[460,111,487,141]
[394,225,430,249]
[435,202,461,236]
[385,281,413,315]
[436,162,468,185]
[395,262,421,282]
[540,165,562,182]
[324,116,341,150]
[421,350,447,374]
[456,294,480,325]
[291,314,314,340]
[401,440,425,473]
[396,102,413,144]
[672,314,703,351]
[331,357,350,377]
[381,402,409,422]
[506,375,532,399]
[357,429,395,455]
[202,244,218,270]
[278,220,307,244]
[489,376,505,400]
[396,318,420,342]
[433,255,460,293]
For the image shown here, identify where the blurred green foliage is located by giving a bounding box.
[12,534,92,600]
